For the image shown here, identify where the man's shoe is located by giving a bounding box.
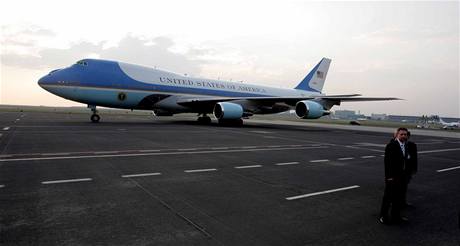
[379,217,390,225]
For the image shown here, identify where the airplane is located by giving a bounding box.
[38,57,399,125]
[439,118,459,129]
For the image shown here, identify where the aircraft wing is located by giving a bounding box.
[176,94,400,108]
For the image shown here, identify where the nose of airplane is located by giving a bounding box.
[37,75,48,88]
[38,69,61,88]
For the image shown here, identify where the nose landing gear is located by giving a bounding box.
[88,105,100,123]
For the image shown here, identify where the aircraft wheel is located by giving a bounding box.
[91,114,100,123]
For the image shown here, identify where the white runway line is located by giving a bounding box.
[234,165,262,169]
[121,172,161,178]
[40,153,71,156]
[138,149,161,152]
[3,127,10,131]
[310,159,329,163]
[419,148,460,154]
[0,185,4,188]
[338,157,354,161]
[286,185,360,201]
[93,151,120,154]
[0,146,327,162]
[41,178,92,185]
[250,131,272,134]
[268,145,281,148]
[177,148,198,151]
[211,147,229,150]
[436,166,460,173]
[275,162,300,166]
[241,146,258,149]
[184,168,218,173]
[354,142,385,147]
[361,155,376,159]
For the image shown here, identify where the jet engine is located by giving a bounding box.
[213,102,244,120]
[295,100,330,119]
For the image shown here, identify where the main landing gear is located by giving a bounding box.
[197,113,212,124]
[88,105,100,123]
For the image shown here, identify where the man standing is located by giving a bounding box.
[379,127,410,224]
[402,131,418,207]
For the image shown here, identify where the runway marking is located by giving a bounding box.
[241,146,258,149]
[121,172,162,178]
[211,147,229,150]
[0,146,327,162]
[178,148,198,151]
[0,185,4,188]
[41,153,71,156]
[250,131,272,134]
[41,178,92,185]
[138,149,161,152]
[184,168,218,173]
[345,145,384,153]
[0,155,13,158]
[310,159,329,163]
[3,127,10,131]
[234,165,262,169]
[93,151,120,154]
[338,157,355,161]
[361,155,376,159]
[355,142,385,147]
[419,148,460,154]
[436,166,460,173]
[285,185,360,200]
[275,162,299,166]
[268,145,281,148]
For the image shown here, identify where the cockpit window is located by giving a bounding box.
[76,60,88,66]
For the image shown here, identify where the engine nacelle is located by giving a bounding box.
[295,100,330,119]
[213,102,244,120]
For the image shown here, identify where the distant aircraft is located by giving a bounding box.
[439,118,459,129]
[38,58,398,124]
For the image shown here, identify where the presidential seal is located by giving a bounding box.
[118,92,127,101]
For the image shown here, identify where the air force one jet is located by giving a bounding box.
[38,58,398,124]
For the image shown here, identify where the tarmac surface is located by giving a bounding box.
[0,111,459,245]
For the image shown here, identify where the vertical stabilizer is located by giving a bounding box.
[295,58,331,93]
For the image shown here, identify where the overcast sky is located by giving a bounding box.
[1,0,459,117]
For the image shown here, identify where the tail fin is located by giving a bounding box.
[295,58,331,93]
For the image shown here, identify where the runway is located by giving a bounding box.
[1,111,459,245]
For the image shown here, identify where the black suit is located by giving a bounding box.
[402,141,418,204]
[380,138,410,220]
